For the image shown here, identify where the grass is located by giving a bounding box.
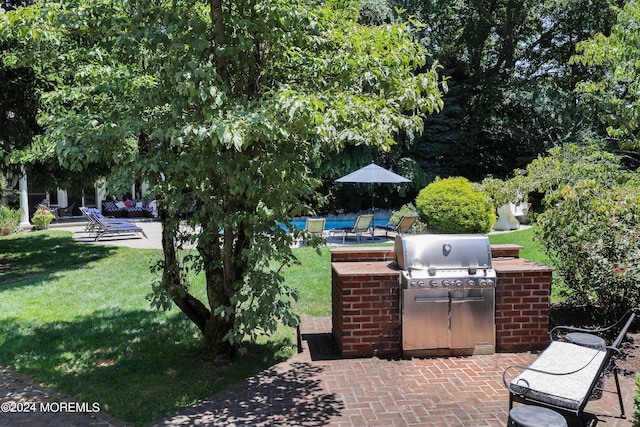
[0,226,558,426]
[286,246,333,317]
[488,226,550,265]
[0,230,295,426]
[488,226,567,301]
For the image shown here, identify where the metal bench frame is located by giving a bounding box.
[504,308,639,426]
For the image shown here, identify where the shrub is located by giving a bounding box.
[0,206,21,236]
[415,177,496,234]
[536,180,640,320]
[505,144,640,320]
[476,176,524,209]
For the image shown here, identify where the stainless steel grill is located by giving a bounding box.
[395,234,497,356]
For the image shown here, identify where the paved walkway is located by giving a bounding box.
[0,366,129,426]
[2,221,634,426]
[58,219,394,249]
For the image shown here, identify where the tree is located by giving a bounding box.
[571,1,640,152]
[0,35,41,202]
[393,0,623,181]
[1,4,107,197]
[0,0,444,357]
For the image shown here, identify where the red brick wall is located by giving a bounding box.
[494,261,553,352]
[330,247,394,263]
[331,264,401,358]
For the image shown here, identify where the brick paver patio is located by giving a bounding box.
[149,317,635,427]
[0,366,128,427]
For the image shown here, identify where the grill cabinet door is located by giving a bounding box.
[450,288,495,350]
[402,288,449,350]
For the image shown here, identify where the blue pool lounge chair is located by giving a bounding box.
[83,208,147,241]
[81,207,135,233]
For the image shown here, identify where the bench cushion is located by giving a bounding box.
[510,341,606,410]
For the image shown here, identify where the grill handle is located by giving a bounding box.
[452,296,485,303]
[414,296,487,303]
[414,297,449,303]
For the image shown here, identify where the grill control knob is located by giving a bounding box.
[443,280,451,287]
[479,279,487,286]
[468,280,476,287]
[454,280,463,287]
[486,279,495,287]
[430,280,439,287]
[418,280,426,287]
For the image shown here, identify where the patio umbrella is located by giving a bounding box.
[335,161,411,215]
[336,162,412,185]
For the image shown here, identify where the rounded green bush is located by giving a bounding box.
[415,177,496,234]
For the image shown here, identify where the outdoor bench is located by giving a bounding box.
[102,199,155,218]
[504,307,639,427]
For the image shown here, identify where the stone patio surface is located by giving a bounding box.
[148,317,635,427]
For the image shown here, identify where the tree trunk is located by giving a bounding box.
[158,200,210,335]
[209,0,229,87]
[190,214,240,359]
[203,282,236,359]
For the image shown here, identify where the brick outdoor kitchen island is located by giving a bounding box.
[330,245,553,358]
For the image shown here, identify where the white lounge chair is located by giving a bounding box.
[329,214,374,244]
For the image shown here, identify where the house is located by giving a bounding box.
[16,168,151,226]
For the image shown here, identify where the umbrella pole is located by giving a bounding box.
[370,184,375,240]
[371,184,374,216]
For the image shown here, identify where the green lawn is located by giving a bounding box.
[0,230,295,426]
[285,246,333,317]
[0,226,557,426]
[488,226,566,301]
[488,226,551,266]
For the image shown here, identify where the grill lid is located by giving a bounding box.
[394,234,493,272]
